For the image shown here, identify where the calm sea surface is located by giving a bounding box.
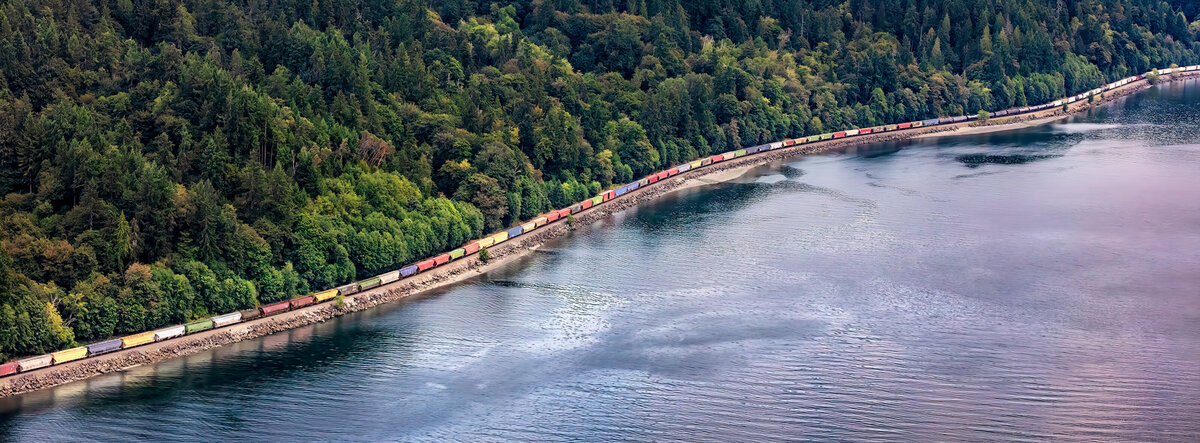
[2,80,1199,441]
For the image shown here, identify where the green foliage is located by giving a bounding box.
[1148,69,1162,84]
[478,247,491,263]
[977,110,990,123]
[0,0,1196,358]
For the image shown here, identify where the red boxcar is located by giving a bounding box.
[833,131,846,138]
[898,122,912,129]
[464,242,481,254]
[783,139,797,147]
[860,128,873,134]
[710,155,724,163]
[648,175,658,184]
[0,361,17,377]
[602,190,615,201]
[433,254,450,265]
[261,300,290,316]
[581,199,594,209]
[667,168,679,176]
[545,211,560,223]
[656,171,670,180]
[289,295,315,309]
[417,259,435,271]
[557,208,571,218]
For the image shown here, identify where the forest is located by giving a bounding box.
[0,0,1197,359]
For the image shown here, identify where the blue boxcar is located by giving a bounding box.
[922,119,939,126]
[87,338,123,357]
[507,226,524,238]
[614,186,628,197]
[399,265,419,277]
[627,181,641,191]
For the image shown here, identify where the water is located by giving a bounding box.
[3,81,1199,441]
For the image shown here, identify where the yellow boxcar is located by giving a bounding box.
[478,236,495,247]
[52,346,88,364]
[522,222,536,232]
[689,160,703,168]
[492,232,509,244]
[121,331,156,349]
[314,289,338,302]
[533,216,548,227]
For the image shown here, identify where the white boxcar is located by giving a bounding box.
[211,312,242,328]
[154,325,186,341]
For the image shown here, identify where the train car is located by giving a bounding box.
[87,339,123,357]
[506,226,524,239]
[399,264,420,277]
[464,242,481,255]
[121,331,156,349]
[335,283,360,297]
[1067,96,1077,104]
[260,301,290,317]
[897,122,911,129]
[417,258,436,271]
[721,152,736,161]
[185,318,215,334]
[378,270,401,285]
[951,116,968,123]
[591,195,604,206]
[700,157,713,166]
[922,118,939,126]
[664,168,677,178]
[433,253,452,266]
[314,288,338,302]
[18,355,52,372]
[570,203,583,214]
[0,362,17,377]
[647,174,658,184]
[613,186,628,198]
[211,312,242,328]
[557,208,571,218]
[521,221,536,233]
[709,155,724,163]
[53,347,88,364]
[845,129,859,136]
[859,128,873,135]
[239,307,262,321]
[818,133,832,140]
[449,248,466,260]
[733,149,747,157]
[288,295,315,310]
[833,131,846,138]
[655,171,670,181]
[602,189,616,201]
[885,124,899,131]
[689,160,703,169]
[677,163,691,174]
[358,277,382,291]
[770,141,785,150]
[638,177,651,186]
[911,121,924,127]
[580,198,594,210]
[154,325,187,341]
[744,145,761,155]
[626,181,641,193]
[491,231,510,245]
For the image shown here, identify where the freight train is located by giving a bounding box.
[2,65,1198,379]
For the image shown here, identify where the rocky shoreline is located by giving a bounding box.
[2,70,1195,398]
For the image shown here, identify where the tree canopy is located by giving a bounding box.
[0,0,1197,359]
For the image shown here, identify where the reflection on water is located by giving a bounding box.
[1,79,1199,441]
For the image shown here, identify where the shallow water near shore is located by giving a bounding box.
[2,79,1199,441]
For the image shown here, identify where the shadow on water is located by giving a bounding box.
[954,153,1065,168]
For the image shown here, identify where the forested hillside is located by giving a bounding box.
[0,0,1196,358]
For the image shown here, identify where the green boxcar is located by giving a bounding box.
[449,248,465,259]
[185,319,214,334]
[734,149,747,157]
[358,277,382,290]
[820,133,833,140]
[591,196,603,205]
[806,135,820,142]
[885,124,898,131]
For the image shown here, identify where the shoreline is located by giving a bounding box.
[2,71,1195,398]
